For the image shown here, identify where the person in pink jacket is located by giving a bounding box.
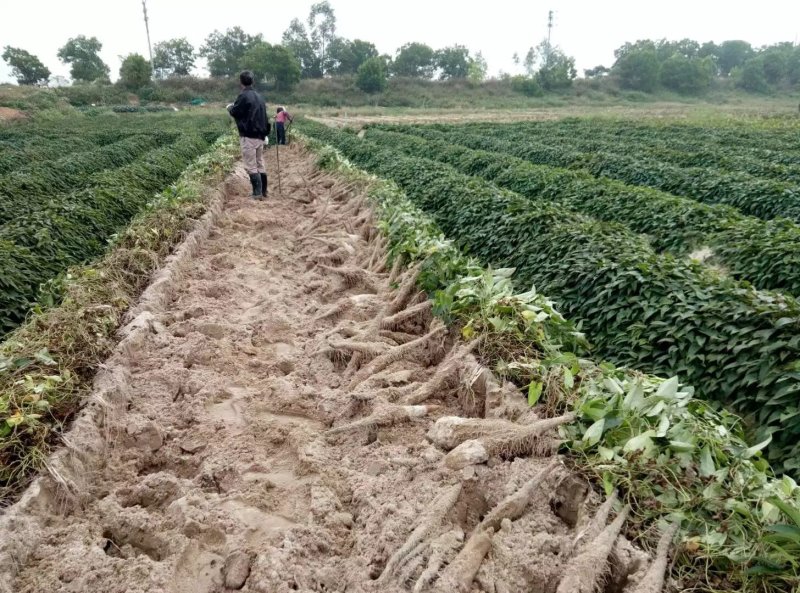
[275,107,293,145]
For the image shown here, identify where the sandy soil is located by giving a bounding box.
[2,144,651,593]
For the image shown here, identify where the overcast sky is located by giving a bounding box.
[1,0,798,83]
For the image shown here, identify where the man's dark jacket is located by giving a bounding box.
[228,87,269,140]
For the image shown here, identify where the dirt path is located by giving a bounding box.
[5,145,648,593]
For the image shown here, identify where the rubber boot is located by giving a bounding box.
[248,173,262,199]
[260,173,268,198]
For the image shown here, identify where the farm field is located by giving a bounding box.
[0,111,229,337]
[2,107,800,593]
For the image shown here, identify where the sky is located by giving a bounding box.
[1,0,799,83]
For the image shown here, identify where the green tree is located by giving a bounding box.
[356,56,388,93]
[308,1,337,75]
[282,18,320,78]
[152,38,195,78]
[118,54,152,90]
[659,55,714,94]
[468,51,488,82]
[57,35,109,82]
[435,45,471,80]
[521,41,576,90]
[328,38,378,75]
[392,42,436,78]
[614,48,660,92]
[1,46,50,85]
[200,27,261,77]
[239,42,302,91]
[760,45,792,85]
[787,47,800,86]
[737,56,770,92]
[716,40,753,76]
[584,65,610,78]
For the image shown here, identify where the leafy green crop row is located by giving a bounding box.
[302,130,800,592]
[423,123,800,222]
[301,120,800,473]
[0,133,177,224]
[366,126,800,297]
[508,118,800,169]
[0,134,215,336]
[505,121,800,184]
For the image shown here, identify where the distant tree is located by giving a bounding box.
[357,56,388,93]
[521,41,576,90]
[736,56,770,92]
[584,65,610,78]
[614,39,657,61]
[614,48,660,92]
[435,45,471,80]
[659,55,714,94]
[308,1,337,75]
[787,47,800,86]
[239,42,302,91]
[510,75,543,97]
[392,43,436,78]
[658,38,700,60]
[152,38,195,78]
[760,44,792,85]
[468,51,488,82]
[118,54,152,90]
[1,46,50,85]
[57,35,109,83]
[716,40,754,76]
[282,19,320,78]
[200,27,261,77]
[328,38,378,75]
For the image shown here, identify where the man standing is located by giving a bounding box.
[227,70,269,199]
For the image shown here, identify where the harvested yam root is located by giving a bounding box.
[625,524,679,593]
[325,400,439,436]
[387,264,423,315]
[570,490,618,554]
[388,254,404,285]
[348,323,447,391]
[443,414,575,470]
[556,504,632,593]
[378,330,420,345]
[326,339,391,359]
[403,342,477,406]
[314,294,380,323]
[412,530,464,593]
[314,246,353,267]
[432,530,493,593]
[379,483,463,583]
[427,417,521,451]
[381,301,432,331]
[477,460,560,532]
[318,265,378,292]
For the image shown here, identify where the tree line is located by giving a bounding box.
[2,1,799,98]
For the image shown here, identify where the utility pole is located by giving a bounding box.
[546,10,554,66]
[141,0,153,63]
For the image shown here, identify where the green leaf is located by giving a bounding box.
[563,368,574,390]
[583,418,605,447]
[655,376,679,399]
[699,445,716,477]
[741,435,772,459]
[527,381,543,406]
[623,430,655,454]
[623,381,644,410]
